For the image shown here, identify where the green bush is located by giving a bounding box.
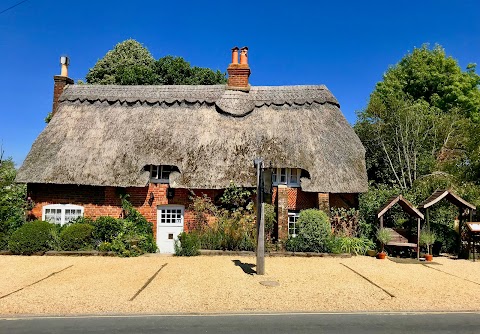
[175,232,200,256]
[98,241,112,252]
[296,209,332,253]
[93,216,123,242]
[8,221,54,255]
[331,236,375,255]
[264,203,276,241]
[60,223,94,251]
[285,235,305,252]
[109,220,157,257]
[0,217,25,250]
[205,209,256,251]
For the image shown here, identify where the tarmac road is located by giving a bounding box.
[1,312,480,334]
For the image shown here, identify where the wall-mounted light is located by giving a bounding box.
[148,192,155,206]
[167,187,175,199]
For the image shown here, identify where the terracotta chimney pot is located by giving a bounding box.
[240,47,248,65]
[227,46,250,92]
[231,47,239,64]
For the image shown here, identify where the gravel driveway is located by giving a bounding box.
[0,255,479,315]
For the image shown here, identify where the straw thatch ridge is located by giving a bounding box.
[17,84,367,193]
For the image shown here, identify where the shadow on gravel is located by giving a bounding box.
[232,260,256,275]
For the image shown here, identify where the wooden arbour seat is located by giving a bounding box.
[377,195,424,260]
[385,228,417,248]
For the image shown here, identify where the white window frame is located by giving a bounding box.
[157,205,184,227]
[150,165,173,184]
[42,204,84,225]
[288,211,300,237]
[272,168,301,187]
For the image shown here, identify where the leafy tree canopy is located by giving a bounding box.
[85,39,226,86]
[372,44,480,121]
[355,44,480,188]
[86,39,156,85]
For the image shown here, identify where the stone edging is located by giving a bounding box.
[198,250,352,258]
[44,251,116,257]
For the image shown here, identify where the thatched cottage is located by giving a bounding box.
[16,47,368,253]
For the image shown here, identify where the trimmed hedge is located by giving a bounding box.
[8,220,54,255]
[285,209,332,253]
[60,223,94,251]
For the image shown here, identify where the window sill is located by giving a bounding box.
[273,183,301,188]
[150,179,169,184]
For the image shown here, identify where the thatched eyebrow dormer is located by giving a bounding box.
[16,84,368,193]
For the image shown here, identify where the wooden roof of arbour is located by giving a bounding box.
[417,190,476,210]
[377,195,424,219]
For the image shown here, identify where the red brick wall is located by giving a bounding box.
[27,183,221,238]
[27,183,359,241]
[271,187,318,210]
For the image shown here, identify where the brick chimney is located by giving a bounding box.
[52,56,74,117]
[227,46,250,91]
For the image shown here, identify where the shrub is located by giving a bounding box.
[98,241,112,252]
[109,220,157,257]
[8,220,54,255]
[376,228,392,253]
[0,217,25,250]
[330,207,360,237]
[264,203,276,241]
[296,209,332,253]
[60,223,94,251]
[285,235,305,252]
[420,229,436,255]
[174,232,200,256]
[331,236,375,255]
[93,216,123,242]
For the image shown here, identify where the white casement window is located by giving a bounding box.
[150,165,174,183]
[42,204,84,225]
[272,168,301,187]
[288,211,300,237]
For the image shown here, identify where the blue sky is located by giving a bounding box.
[1,0,479,165]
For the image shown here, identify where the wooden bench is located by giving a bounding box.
[385,228,417,248]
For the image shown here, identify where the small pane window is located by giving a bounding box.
[288,212,300,237]
[289,168,300,185]
[43,205,84,225]
[272,168,302,187]
[280,168,287,183]
[151,165,158,179]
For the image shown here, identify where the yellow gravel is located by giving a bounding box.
[0,255,479,315]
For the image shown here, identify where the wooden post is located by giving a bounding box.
[426,208,430,232]
[380,216,384,229]
[254,158,265,275]
[417,218,420,261]
[459,206,463,258]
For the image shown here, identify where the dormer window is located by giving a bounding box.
[150,165,175,183]
[272,168,302,187]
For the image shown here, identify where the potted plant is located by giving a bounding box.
[420,229,436,261]
[376,228,392,259]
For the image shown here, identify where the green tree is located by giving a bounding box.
[373,44,480,121]
[86,39,157,85]
[155,56,226,85]
[355,44,480,188]
[0,148,27,249]
[85,39,226,86]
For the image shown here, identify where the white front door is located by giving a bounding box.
[157,205,184,254]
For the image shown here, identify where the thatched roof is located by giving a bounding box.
[16,84,367,192]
